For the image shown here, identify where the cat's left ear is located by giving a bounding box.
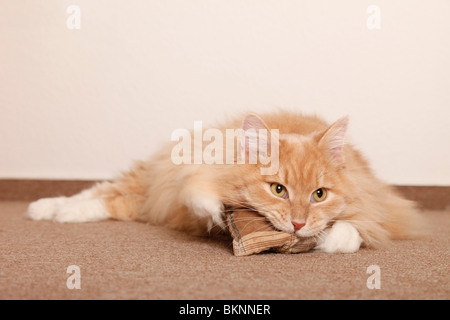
[317,116,349,166]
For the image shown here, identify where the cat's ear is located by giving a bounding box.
[242,114,269,132]
[241,114,273,160]
[318,116,349,166]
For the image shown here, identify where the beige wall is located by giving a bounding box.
[0,0,449,185]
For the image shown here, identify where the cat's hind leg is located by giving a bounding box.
[27,177,146,223]
[26,187,110,223]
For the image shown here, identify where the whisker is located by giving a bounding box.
[329,219,382,223]
[316,230,326,242]
[239,223,276,235]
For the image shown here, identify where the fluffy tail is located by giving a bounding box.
[382,188,429,240]
[353,186,428,248]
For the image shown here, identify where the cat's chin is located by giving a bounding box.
[294,226,326,238]
[271,222,325,238]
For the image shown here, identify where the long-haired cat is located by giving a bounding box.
[27,111,424,253]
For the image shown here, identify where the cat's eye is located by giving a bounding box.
[270,183,288,198]
[311,188,327,202]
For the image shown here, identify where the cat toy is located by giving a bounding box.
[226,209,317,256]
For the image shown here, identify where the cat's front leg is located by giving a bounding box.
[315,221,363,253]
[184,193,225,231]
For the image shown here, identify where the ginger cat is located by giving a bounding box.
[27,111,423,253]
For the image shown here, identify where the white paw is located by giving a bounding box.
[54,199,109,223]
[188,196,225,230]
[315,221,362,253]
[27,197,68,221]
[26,190,110,223]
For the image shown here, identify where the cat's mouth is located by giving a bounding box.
[295,227,323,238]
[224,205,327,239]
[266,217,325,238]
[294,222,334,239]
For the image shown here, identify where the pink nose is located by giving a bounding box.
[292,221,306,232]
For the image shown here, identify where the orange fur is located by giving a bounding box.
[91,111,424,246]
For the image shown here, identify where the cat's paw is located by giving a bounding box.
[53,199,110,223]
[26,191,110,223]
[187,196,225,230]
[27,197,68,221]
[315,221,362,253]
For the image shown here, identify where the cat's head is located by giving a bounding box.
[233,114,350,238]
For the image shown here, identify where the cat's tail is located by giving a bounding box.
[382,188,430,241]
[350,185,429,248]
[357,187,429,248]
[26,164,148,223]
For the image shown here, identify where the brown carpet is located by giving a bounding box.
[0,201,448,300]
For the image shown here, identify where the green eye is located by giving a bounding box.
[270,183,287,198]
[311,188,327,202]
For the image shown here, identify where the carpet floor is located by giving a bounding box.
[0,201,448,300]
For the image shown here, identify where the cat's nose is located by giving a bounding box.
[292,220,306,232]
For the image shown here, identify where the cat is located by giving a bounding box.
[26,111,424,253]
